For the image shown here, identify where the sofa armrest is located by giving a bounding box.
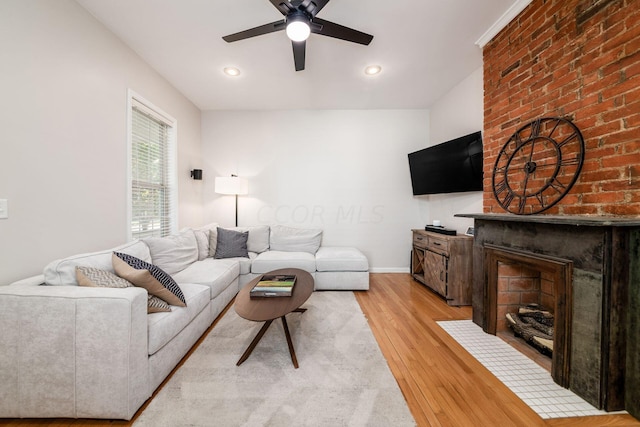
[8,274,45,287]
[0,285,150,420]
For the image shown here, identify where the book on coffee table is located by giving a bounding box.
[250,274,296,298]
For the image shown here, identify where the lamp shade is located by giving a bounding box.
[215,176,248,195]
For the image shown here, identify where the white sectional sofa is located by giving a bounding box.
[0,224,368,420]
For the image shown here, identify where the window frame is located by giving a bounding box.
[126,89,178,241]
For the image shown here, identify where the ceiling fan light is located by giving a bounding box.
[223,67,241,76]
[286,21,311,42]
[364,65,382,75]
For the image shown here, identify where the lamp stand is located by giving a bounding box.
[235,194,239,227]
[214,174,247,228]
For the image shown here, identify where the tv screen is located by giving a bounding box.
[408,131,483,195]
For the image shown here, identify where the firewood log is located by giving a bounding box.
[521,315,554,336]
[518,307,554,327]
[506,313,553,354]
[532,336,554,354]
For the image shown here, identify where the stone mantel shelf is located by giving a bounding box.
[455,213,640,227]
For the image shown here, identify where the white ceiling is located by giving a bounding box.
[75,0,519,111]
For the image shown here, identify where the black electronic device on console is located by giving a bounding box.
[425,225,457,236]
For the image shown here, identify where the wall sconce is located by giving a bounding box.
[190,169,203,180]
[215,174,249,226]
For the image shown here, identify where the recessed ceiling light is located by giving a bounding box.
[364,65,382,76]
[223,67,241,77]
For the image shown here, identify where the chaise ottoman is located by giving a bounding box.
[314,247,369,290]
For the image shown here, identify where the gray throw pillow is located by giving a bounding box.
[214,227,249,259]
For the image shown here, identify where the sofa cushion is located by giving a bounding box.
[238,253,256,275]
[251,250,316,274]
[44,240,151,286]
[315,271,369,291]
[147,283,210,355]
[214,228,249,259]
[76,266,170,313]
[269,225,322,254]
[172,258,240,299]
[144,230,198,276]
[112,252,186,307]
[228,226,270,253]
[315,247,369,272]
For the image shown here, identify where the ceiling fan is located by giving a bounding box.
[222,0,374,71]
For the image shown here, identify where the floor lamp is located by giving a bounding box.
[214,174,249,226]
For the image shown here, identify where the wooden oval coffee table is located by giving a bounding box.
[234,268,314,368]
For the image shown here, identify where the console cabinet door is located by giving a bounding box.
[411,247,425,283]
[423,249,447,297]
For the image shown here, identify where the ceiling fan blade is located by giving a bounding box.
[292,40,306,71]
[311,18,373,45]
[300,0,331,18]
[222,20,285,42]
[269,0,295,15]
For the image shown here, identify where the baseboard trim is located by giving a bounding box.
[369,268,410,274]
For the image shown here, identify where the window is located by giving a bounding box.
[128,91,177,240]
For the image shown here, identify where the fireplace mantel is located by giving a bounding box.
[456,213,640,227]
[457,212,640,415]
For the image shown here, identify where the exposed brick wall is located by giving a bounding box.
[483,0,640,215]
[496,263,556,332]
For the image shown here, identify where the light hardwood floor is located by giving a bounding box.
[3,273,639,426]
[355,274,640,427]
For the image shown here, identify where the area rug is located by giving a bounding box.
[134,292,416,427]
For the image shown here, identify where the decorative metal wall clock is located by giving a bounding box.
[492,117,585,215]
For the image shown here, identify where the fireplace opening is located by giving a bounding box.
[495,261,555,373]
[484,244,572,388]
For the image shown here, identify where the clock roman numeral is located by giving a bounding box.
[561,156,580,166]
[502,191,515,207]
[548,119,561,139]
[494,179,508,195]
[518,196,528,214]
[558,132,578,147]
[530,119,542,138]
[536,192,547,208]
[549,178,567,193]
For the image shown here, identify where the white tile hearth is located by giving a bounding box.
[437,320,625,419]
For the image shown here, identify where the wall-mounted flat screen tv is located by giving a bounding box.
[408,131,483,195]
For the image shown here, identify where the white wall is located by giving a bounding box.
[0,0,203,284]
[418,66,484,234]
[201,110,430,271]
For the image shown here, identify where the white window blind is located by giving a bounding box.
[129,96,177,239]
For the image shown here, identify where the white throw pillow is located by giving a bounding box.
[269,225,322,254]
[43,240,151,286]
[192,229,210,261]
[208,227,218,257]
[186,223,218,260]
[144,229,198,276]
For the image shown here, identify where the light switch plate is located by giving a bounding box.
[0,199,8,219]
